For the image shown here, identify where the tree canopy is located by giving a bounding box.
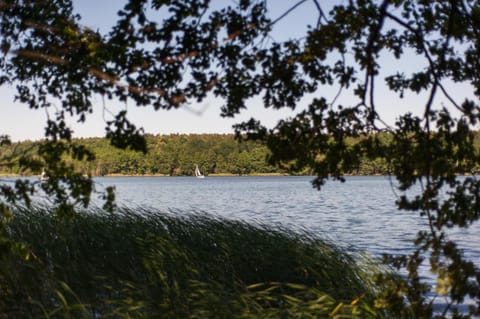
[1,0,480,317]
[0,134,290,176]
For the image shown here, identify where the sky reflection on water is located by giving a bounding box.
[94,175,480,264]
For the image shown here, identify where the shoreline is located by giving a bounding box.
[1,172,389,178]
[0,172,291,178]
[104,172,292,177]
[4,172,475,178]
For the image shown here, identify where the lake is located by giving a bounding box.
[94,175,480,311]
[94,175,480,265]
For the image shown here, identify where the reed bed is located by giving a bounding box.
[0,206,387,318]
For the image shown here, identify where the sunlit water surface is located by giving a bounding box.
[92,175,480,312]
[94,176,479,261]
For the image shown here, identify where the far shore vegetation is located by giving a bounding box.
[4,133,480,178]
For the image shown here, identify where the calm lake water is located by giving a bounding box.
[94,175,480,265]
[94,175,480,311]
[9,174,472,311]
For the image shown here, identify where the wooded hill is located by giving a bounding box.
[2,132,478,177]
[80,134,283,176]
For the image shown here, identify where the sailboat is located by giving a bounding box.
[195,164,205,179]
[40,168,49,182]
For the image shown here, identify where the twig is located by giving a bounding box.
[311,0,329,28]
[267,0,309,27]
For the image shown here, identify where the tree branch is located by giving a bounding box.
[268,0,308,28]
[363,0,390,126]
[385,11,464,113]
[311,0,329,28]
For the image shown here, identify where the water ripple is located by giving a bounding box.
[96,175,480,267]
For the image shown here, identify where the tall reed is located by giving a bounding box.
[1,205,387,318]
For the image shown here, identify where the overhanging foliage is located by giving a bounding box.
[1,0,480,317]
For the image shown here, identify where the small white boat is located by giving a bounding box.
[40,168,49,182]
[195,164,205,179]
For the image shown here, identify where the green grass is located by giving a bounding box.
[0,206,387,318]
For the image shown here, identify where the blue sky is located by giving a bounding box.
[0,1,475,141]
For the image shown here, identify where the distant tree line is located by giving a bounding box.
[2,133,480,177]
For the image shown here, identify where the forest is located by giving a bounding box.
[2,132,480,177]
[0,133,396,177]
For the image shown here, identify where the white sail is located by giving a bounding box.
[40,168,49,182]
[195,165,205,178]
